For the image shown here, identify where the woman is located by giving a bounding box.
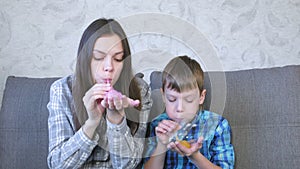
[47,18,152,168]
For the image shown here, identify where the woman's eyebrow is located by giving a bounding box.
[114,51,124,55]
[93,50,124,55]
[93,49,106,55]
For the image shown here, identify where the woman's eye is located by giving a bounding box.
[93,53,105,60]
[114,58,123,62]
[114,53,124,62]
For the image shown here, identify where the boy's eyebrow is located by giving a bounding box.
[166,92,196,97]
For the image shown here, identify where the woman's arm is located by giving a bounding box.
[106,81,152,169]
[47,80,98,169]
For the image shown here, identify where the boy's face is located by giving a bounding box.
[162,87,206,123]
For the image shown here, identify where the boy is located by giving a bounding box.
[144,56,234,169]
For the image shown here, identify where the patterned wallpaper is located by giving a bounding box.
[1,0,300,107]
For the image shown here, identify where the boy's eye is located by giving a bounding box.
[168,99,176,102]
[167,97,176,102]
[185,96,196,103]
[186,99,193,103]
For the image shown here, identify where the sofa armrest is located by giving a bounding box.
[0,76,59,169]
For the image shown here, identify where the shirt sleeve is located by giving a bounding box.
[209,118,235,169]
[106,78,152,169]
[47,80,98,169]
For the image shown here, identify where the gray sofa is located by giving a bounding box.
[0,65,299,169]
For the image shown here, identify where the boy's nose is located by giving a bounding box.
[176,99,184,112]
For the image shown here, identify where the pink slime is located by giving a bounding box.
[96,80,139,107]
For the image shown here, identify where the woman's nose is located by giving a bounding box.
[104,57,113,72]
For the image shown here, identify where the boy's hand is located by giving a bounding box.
[167,136,204,157]
[155,120,179,145]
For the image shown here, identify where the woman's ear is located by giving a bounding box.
[160,88,166,103]
[199,89,206,105]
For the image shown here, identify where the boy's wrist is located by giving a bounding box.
[155,141,168,156]
[187,151,201,161]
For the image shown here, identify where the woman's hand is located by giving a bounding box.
[167,136,204,157]
[101,88,140,124]
[155,120,179,145]
[82,83,111,121]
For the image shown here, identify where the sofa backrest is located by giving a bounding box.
[0,65,299,169]
[0,76,59,169]
[149,65,300,169]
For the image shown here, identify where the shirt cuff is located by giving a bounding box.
[76,128,99,153]
[106,117,128,134]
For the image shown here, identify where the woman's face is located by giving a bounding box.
[91,34,124,85]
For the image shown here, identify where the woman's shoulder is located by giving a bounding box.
[134,74,152,103]
[50,75,73,94]
[134,74,149,91]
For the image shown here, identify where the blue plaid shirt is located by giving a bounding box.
[146,110,234,169]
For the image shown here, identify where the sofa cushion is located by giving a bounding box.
[149,65,300,169]
[222,65,300,169]
[0,76,59,169]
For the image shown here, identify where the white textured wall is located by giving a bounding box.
[1,0,300,107]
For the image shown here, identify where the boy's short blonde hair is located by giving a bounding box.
[162,55,204,93]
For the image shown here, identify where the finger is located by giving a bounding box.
[157,122,174,133]
[114,96,123,110]
[155,126,168,134]
[92,83,111,95]
[94,83,111,88]
[101,97,109,108]
[167,142,176,150]
[173,142,185,156]
[197,136,204,143]
[159,120,178,132]
[127,97,140,107]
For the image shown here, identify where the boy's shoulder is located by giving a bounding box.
[150,112,169,127]
[201,110,223,120]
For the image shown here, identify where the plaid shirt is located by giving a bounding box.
[146,110,235,169]
[47,75,152,169]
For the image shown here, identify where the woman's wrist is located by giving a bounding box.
[106,109,125,124]
[82,118,100,139]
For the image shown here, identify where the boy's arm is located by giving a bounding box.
[172,117,234,169]
[170,138,222,169]
[144,141,167,169]
[188,151,222,169]
[209,118,235,168]
[189,118,234,169]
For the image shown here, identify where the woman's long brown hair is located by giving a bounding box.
[72,18,141,135]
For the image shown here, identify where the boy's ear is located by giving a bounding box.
[199,89,206,105]
[160,88,166,103]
